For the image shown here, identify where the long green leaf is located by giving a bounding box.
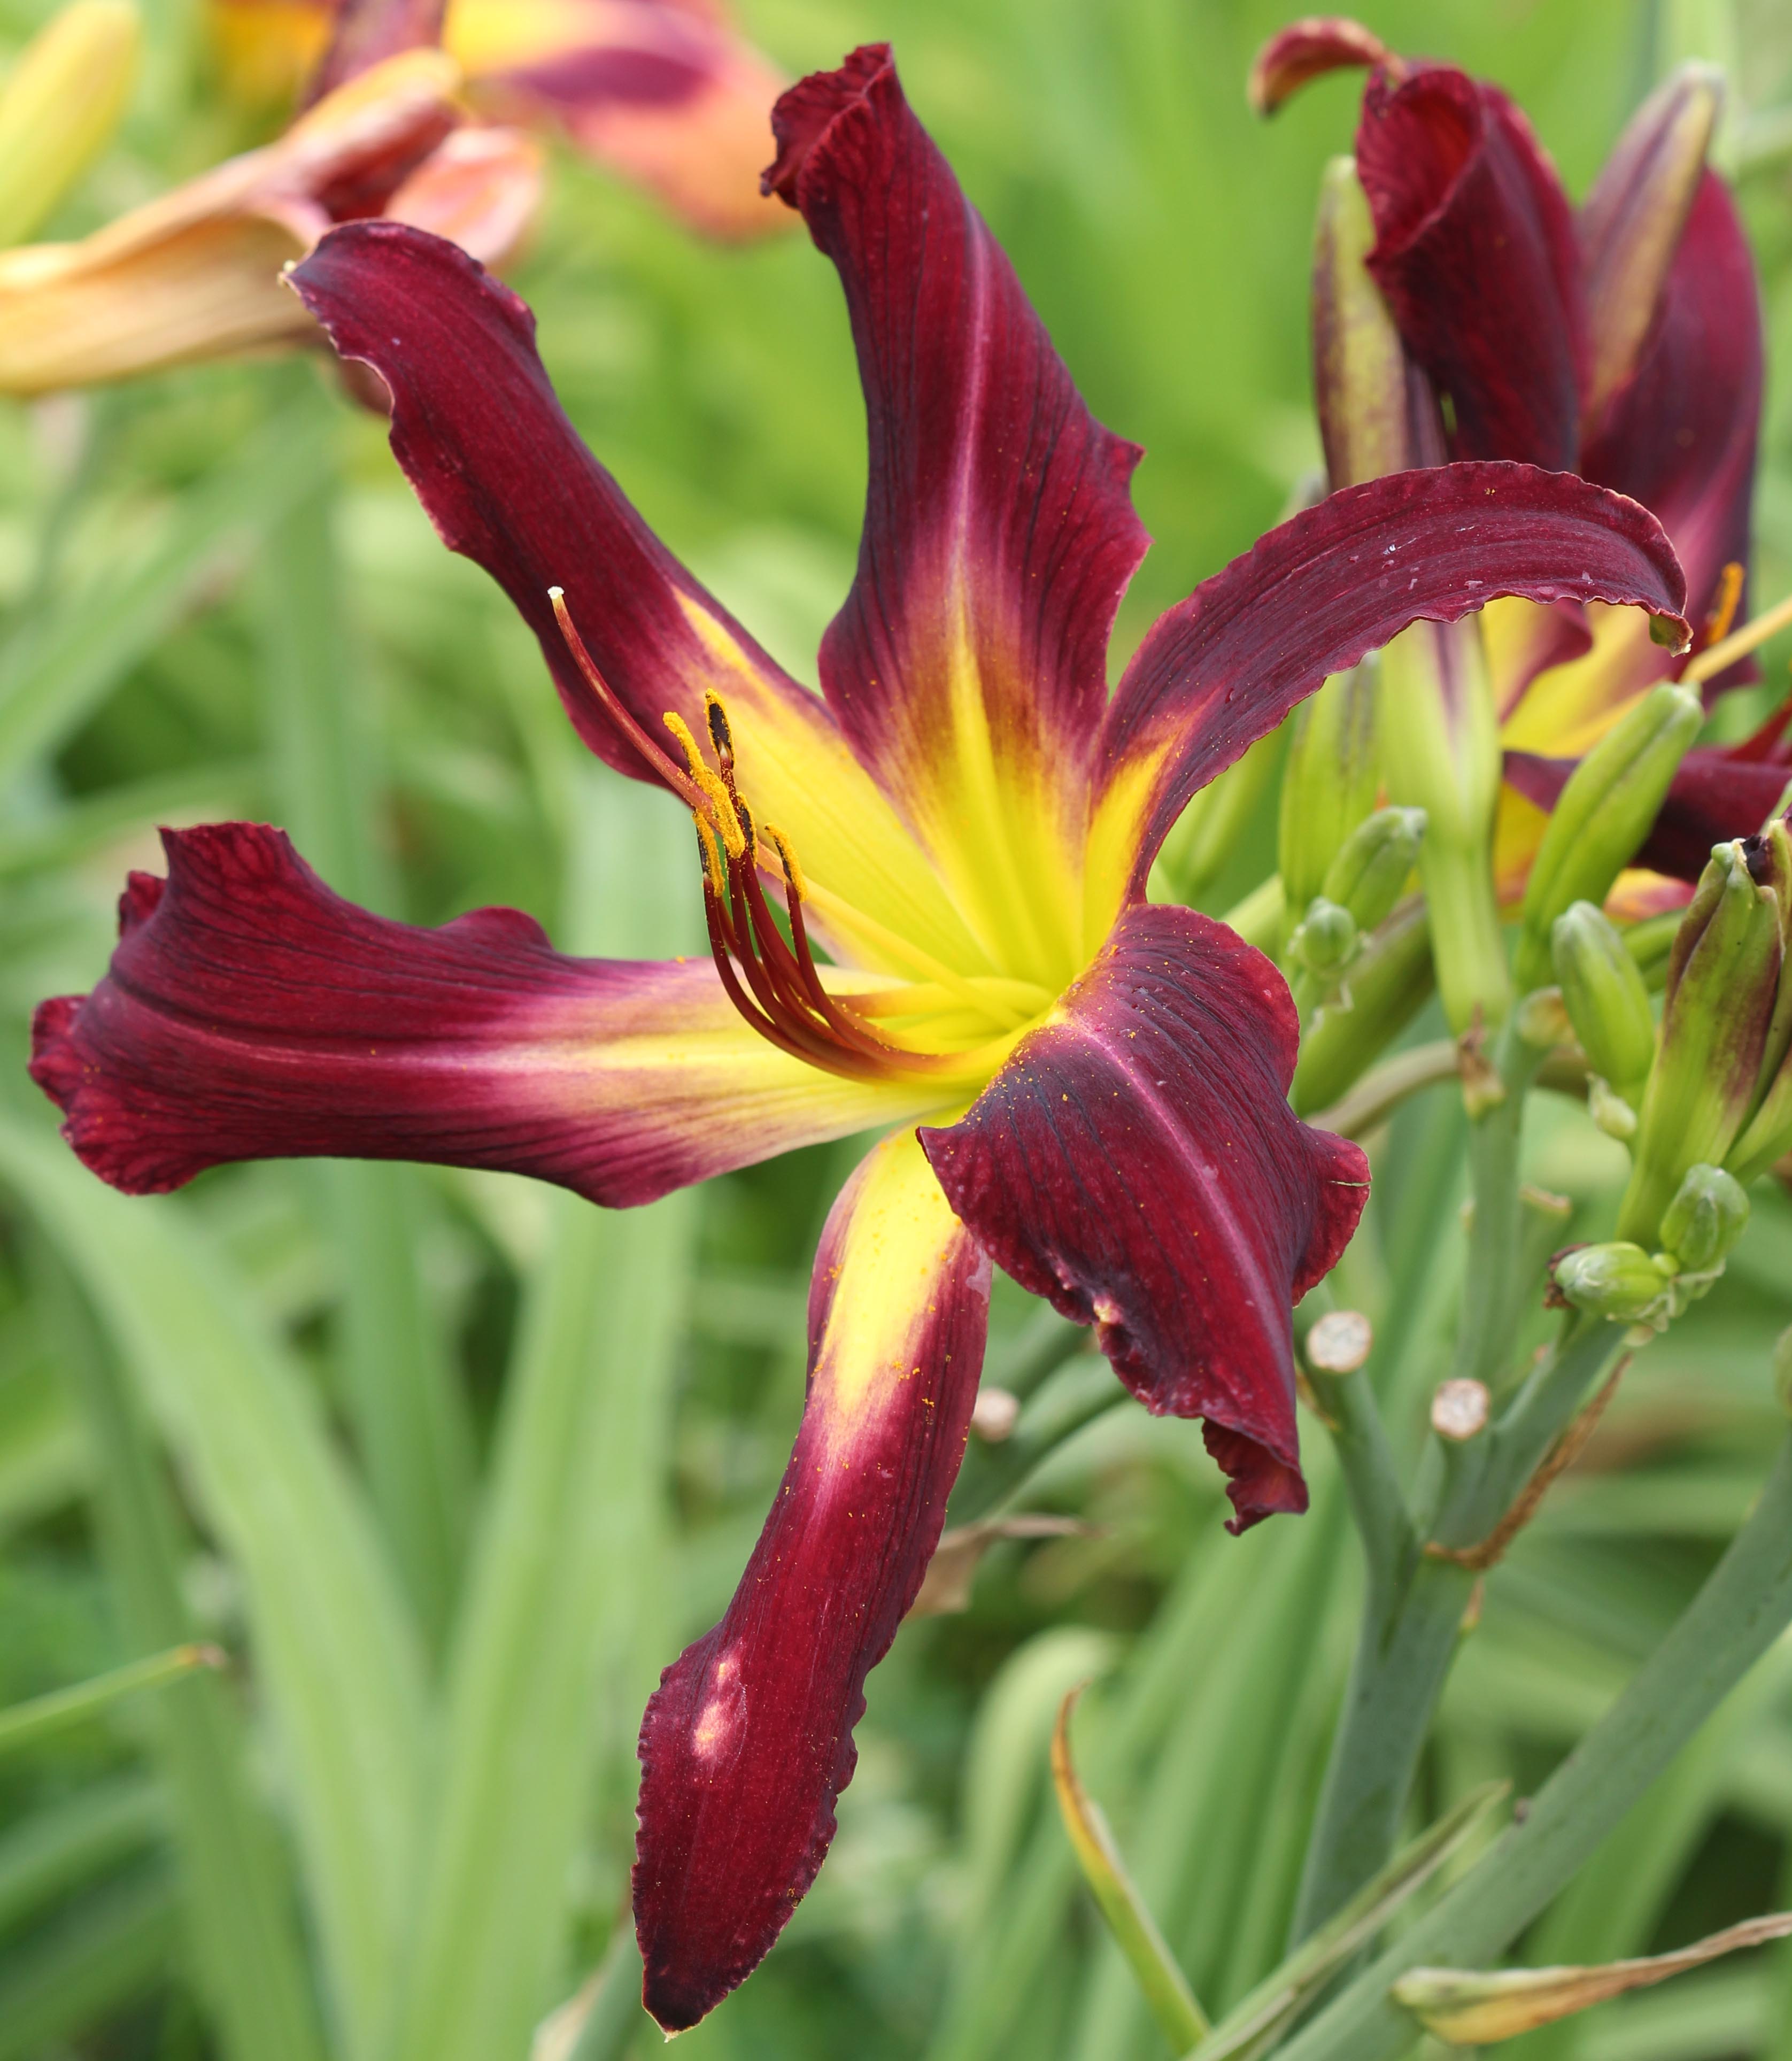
[38,1239,326,2061]
[389,765,696,2061]
[0,404,331,784]
[0,1121,430,2061]
[1191,1781,1509,2061]
[0,1777,164,1936]
[0,1868,180,2061]
[256,450,473,1651]
[1052,1682,1210,2052]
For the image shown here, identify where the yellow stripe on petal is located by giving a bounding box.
[673,589,996,979]
[811,1125,975,1443]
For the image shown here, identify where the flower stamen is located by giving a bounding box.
[1685,584,1792,685]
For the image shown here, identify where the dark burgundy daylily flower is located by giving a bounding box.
[1255,18,1765,907]
[30,46,1687,2030]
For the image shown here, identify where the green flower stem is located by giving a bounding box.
[1450,1025,1544,1391]
[1274,1432,1792,2061]
[1306,1367,1411,1609]
[1423,839,1513,1036]
[1294,1023,1549,1939]
[1289,1552,1476,1943]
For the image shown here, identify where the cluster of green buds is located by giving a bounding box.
[1284,801,1427,1013]
[1552,1163,1750,1333]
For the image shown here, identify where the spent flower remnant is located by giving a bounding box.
[212,0,792,238]
[1258,18,1767,927]
[28,47,1688,2029]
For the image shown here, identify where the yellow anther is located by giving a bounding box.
[664,711,745,858]
[763,823,807,902]
[1704,561,1744,649]
[734,796,757,856]
[694,816,727,898]
[704,690,735,767]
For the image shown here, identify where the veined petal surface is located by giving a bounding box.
[766,46,1149,989]
[288,222,984,976]
[29,824,934,1205]
[921,905,1367,1533]
[1355,64,1585,469]
[635,1126,990,2029]
[1580,171,1762,673]
[1091,462,1687,905]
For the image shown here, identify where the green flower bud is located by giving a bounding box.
[1322,806,1426,936]
[1379,619,1509,1033]
[1551,1242,1674,1325]
[1513,683,1703,993]
[0,2,140,249]
[1152,725,1281,904]
[1551,901,1656,1105]
[1293,897,1434,1114]
[1278,665,1380,930]
[1311,157,1427,490]
[1619,840,1783,1244]
[1289,897,1358,982]
[1658,1163,1749,1273]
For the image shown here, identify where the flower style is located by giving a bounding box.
[29,46,1687,2028]
[1255,19,1764,910]
[212,0,792,237]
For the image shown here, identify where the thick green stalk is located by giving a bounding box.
[1275,1433,1792,2061]
[254,440,473,1651]
[1294,1027,1543,1939]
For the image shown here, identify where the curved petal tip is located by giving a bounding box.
[1249,17,1396,117]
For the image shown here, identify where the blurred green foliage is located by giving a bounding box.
[1,0,1791,2056]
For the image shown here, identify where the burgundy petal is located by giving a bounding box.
[285,222,810,778]
[763,48,1148,953]
[1580,171,1762,674]
[1355,66,1585,469]
[1507,747,1792,886]
[28,823,933,1205]
[920,905,1367,1533]
[1578,65,1720,423]
[1094,462,1688,896]
[287,222,976,967]
[635,1129,990,2030]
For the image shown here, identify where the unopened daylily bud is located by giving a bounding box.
[0,1,141,249]
[1587,1076,1639,1141]
[1514,683,1703,993]
[1551,902,1656,1105]
[1379,619,1509,1033]
[1322,806,1426,936]
[1581,65,1723,422]
[1658,1163,1749,1273]
[1551,1242,1674,1324]
[1292,897,1434,1113]
[1311,157,1435,489]
[1289,898,1357,982]
[1619,841,1784,1244]
[1279,663,1380,923]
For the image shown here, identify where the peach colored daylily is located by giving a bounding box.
[212,0,791,237]
[0,46,543,392]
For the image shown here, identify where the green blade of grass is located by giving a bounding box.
[255,441,474,1653]
[0,403,331,786]
[0,1867,181,2061]
[0,1120,429,2061]
[1052,1681,1210,2053]
[0,1776,165,1937]
[0,1642,223,1755]
[35,1235,326,2061]
[389,765,696,2061]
